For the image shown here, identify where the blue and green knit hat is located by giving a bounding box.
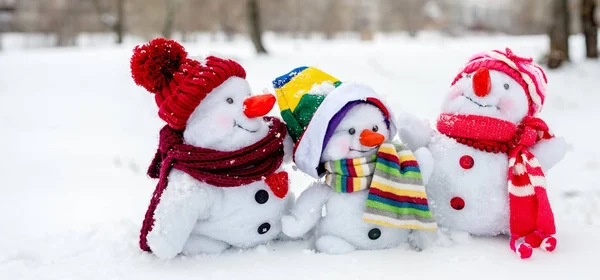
[273,66,342,142]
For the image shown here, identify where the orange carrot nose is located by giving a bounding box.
[243,94,276,118]
[472,67,491,97]
[359,129,385,147]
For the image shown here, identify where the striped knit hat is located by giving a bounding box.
[131,38,246,130]
[452,48,548,116]
[273,66,397,179]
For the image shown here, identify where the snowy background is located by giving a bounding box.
[1,33,599,279]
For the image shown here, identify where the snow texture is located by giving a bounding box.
[1,33,599,279]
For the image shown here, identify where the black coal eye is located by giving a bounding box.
[348,128,356,135]
[368,228,381,240]
[465,73,472,78]
[503,83,510,90]
[226,97,234,104]
[372,125,379,132]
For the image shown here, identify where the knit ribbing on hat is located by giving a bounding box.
[131,38,246,130]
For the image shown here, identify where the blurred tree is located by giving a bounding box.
[90,0,126,44]
[0,0,16,50]
[581,0,598,58]
[548,0,570,69]
[247,0,267,54]
[162,0,176,39]
[404,0,424,37]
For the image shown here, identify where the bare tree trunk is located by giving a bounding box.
[162,0,176,39]
[547,0,570,69]
[581,0,598,58]
[115,0,125,44]
[90,0,126,44]
[247,0,267,54]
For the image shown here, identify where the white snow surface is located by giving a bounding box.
[1,33,599,279]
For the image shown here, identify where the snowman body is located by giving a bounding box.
[149,168,290,256]
[282,103,433,254]
[145,77,293,259]
[426,134,509,235]
[317,188,410,250]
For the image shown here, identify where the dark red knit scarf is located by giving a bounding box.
[437,113,557,258]
[140,116,287,252]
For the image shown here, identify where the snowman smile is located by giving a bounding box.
[349,147,377,153]
[463,95,497,109]
[233,120,258,133]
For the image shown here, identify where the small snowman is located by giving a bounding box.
[399,48,567,259]
[131,38,292,259]
[272,66,437,254]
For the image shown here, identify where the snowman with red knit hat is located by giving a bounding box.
[131,38,292,259]
[399,48,567,259]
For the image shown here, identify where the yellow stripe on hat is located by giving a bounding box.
[277,67,339,112]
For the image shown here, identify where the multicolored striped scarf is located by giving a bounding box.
[323,142,437,230]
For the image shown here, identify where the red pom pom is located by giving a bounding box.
[541,236,557,252]
[516,243,533,259]
[130,38,188,93]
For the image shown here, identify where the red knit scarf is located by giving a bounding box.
[437,113,556,258]
[140,116,288,252]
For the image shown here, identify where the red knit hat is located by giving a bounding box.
[451,48,548,116]
[131,38,246,130]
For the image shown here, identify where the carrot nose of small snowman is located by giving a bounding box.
[472,67,491,97]
[359,130,385,147]
[243,94,276,118]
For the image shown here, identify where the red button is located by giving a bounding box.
[459,155,474,169]
[450,197,465,210]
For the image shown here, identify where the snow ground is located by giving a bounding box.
[1,33,599,279]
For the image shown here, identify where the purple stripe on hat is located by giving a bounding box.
[321,100,390,153]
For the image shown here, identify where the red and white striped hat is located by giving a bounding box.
[451,48,548,116]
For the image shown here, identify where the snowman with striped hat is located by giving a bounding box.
[273,67,437,254]
[398,48,567,259]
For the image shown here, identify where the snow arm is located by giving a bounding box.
[146,169,213,259]
[397,112,434,150]
[281,182,332,238]
[283,133,294,165]
[530,136,567,173]
[413,147,434,185]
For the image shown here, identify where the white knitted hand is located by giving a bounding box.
[281,182,331,238]
[530,136,567,172]
[397,112,434,150]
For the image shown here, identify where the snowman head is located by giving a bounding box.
[321,102,391,162]
[183,77,275,151]
[130,38,275,151]
[441,48,548,124]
